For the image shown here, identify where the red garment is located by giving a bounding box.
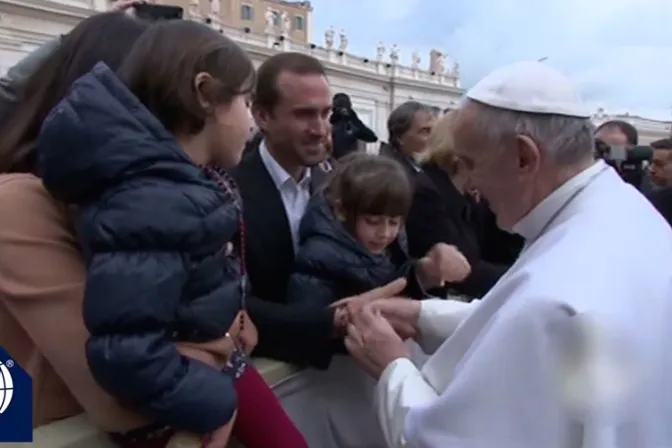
[232,365,308,448]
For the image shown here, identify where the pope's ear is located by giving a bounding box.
[515,134,542,173]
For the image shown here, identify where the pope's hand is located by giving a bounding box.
[370,298,421,340]
[345,305,410,379]
[417,243,471,288]
[330,277,408,315]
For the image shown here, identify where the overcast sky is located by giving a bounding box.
[309,0,672,121]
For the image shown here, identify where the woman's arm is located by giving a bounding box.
[0,175,147,431]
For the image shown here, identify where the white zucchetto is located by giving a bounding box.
[466,61,590,118]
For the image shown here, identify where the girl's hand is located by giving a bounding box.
[417,243,471,288]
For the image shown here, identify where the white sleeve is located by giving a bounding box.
[374,358,438,448]
[403,302,577,448]
[414,299,479,354]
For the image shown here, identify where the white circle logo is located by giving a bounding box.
[0,359,14,414]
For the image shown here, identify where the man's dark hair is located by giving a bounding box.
[254,52,326,112]
[332,92,351,109]
[651,138,672,150]
[118,21,255,136]
[325,152,413,223]
[0,12,150,173]
[595,120,638,145]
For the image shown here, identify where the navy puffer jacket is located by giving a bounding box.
[38,63,241,433]
[287,193,425,307]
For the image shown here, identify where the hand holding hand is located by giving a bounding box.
[227,311,257,354]
[345,305,410,379]
[417,243,471,288]
[370,298,421,340]
[330,277,407,314]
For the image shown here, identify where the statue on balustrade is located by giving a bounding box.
[411,50,421,70]
[435,52,445,74]
[188,0,200,19]
[264,8,275,33]
[338,29,348,52]
[325,26,335,49]
[452,60,460,78]
[376,41,386,61]
[593,107,607,120]
[389,44,399,64]
[280,11,291,37]
[210,0,219,16]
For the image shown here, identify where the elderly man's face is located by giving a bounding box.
[452,103,543,230]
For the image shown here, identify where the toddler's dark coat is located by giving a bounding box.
[287,193,425,307]
[38,63,241,434]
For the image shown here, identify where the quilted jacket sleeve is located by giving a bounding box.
[83,250,237,434]
[286,269,338,308]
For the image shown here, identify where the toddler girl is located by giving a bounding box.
[39,21,306,448]
[288,152,455,308]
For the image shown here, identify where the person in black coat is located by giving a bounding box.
[401,111,522,298]
[287,154,430,307]
[330,92,378,160]
[647,186,672,227]
[37,23,307,447]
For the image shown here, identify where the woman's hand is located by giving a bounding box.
[228,311,257,354]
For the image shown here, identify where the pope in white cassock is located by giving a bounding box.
[343,61,672,448]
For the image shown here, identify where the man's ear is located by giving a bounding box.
[252,104,271,132]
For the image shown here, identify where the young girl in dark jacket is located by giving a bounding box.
[38,21,306,448]
[287,153,457,307]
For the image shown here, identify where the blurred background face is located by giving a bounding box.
[595,126,628,147]
[256,71,331,167]
[453,104,542,230]
[399,109,435,155]
[650,149,672,187]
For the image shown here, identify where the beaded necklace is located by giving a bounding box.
[200,165,247,350]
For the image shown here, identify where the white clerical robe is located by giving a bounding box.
[376,161,672,448]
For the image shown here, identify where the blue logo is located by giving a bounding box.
[0,346,32,442]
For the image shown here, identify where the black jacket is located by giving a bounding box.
[331,109,378,160]
[287,194,424,307]
[230,144,340,369]
[38,63,239,433]
[409,162,509,298]
[647,187,672,227]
